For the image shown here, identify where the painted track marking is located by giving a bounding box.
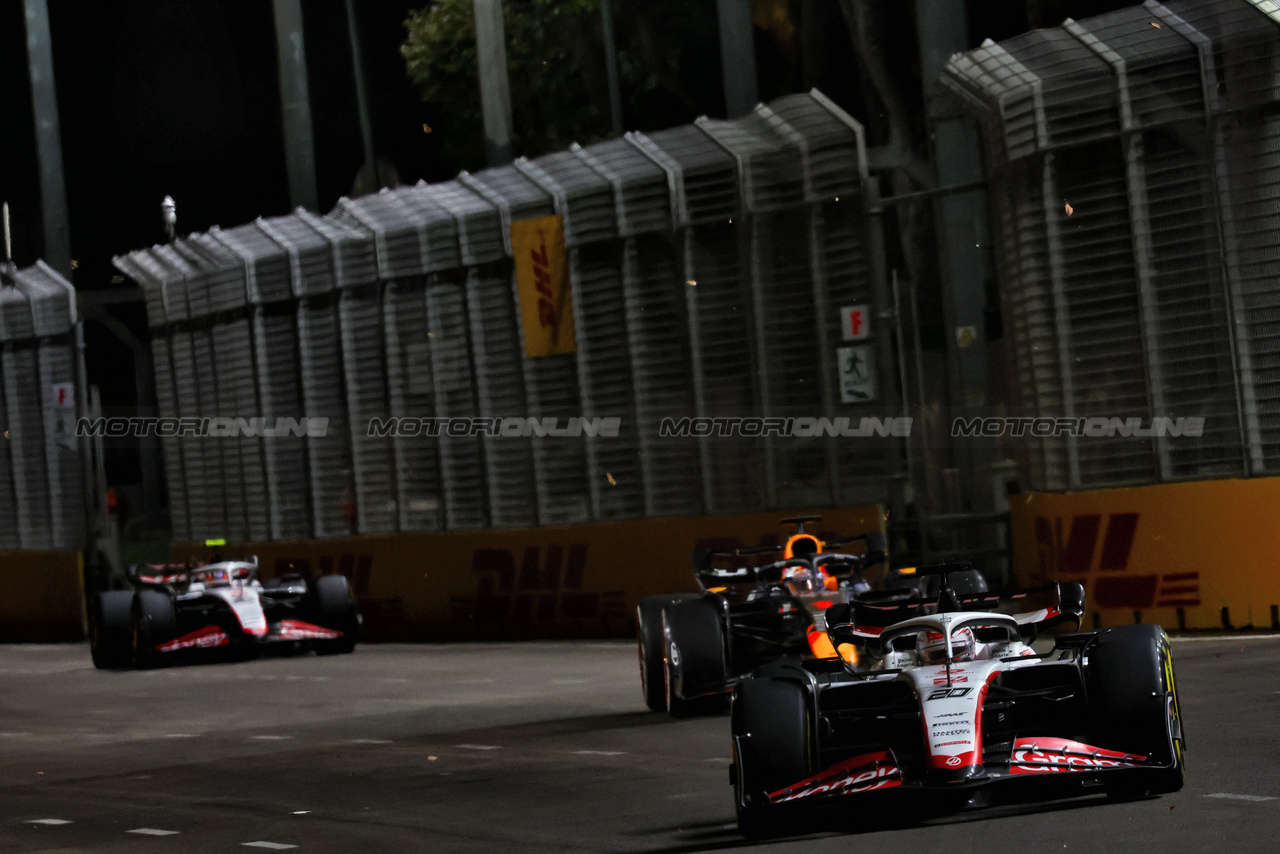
[128,828,181,836]
[573,750,626,756]
[252,735,293,741]
[1170,635,1280,643]
[242,843,299,850]
[1205,793,1277,802]
[25,819,72,825]
[455,744,501,750]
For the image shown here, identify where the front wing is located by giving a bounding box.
[156,620,344,654]
[752,737,1173,808]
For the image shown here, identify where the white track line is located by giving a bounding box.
[252,735,293,741]
[573,750,626,756]
[1204,793,1276,802]
[242,843,299,850]
[455,744,502,750]
[25,819,72,825]
[128,828,181,836]
[347,739,393,745]
[1170,635,1280,643]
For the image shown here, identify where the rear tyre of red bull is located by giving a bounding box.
[663,598,727,718]
[637,594,695,712]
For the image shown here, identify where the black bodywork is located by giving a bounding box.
[640,520,890,715]
[689,546,885,674]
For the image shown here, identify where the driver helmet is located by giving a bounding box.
[782,565,829,597]
[919,626,976,664]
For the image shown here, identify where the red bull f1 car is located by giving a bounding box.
[637,517,889,717]
[730,563,1185,837]
[89,558,360,669]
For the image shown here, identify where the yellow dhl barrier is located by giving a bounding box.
[1010,479,1280,631]
[175,505,883,642]
[0,551,86,642]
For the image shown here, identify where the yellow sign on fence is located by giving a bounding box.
[511,215,576,358]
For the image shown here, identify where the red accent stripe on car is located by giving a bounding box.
[157,626,229,653]
[768,750,901,803]
[275,620,342,641]
[1009,737,1147,774]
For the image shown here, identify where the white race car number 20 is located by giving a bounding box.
[927,687,973,701]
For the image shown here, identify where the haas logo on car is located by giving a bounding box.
[1010,738,1147,774]
[945,756,963,767]
[769,751,902,804]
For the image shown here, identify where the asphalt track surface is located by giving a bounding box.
[0,636,1278,853]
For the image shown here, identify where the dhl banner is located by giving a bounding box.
[0,551,85,641]
[511,215,576,358]
[174,505,883,642]
[1010,478,1280,631]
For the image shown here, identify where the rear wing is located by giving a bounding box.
[690,531,886,588]
[128,556,262,587]
[129,562,194,585]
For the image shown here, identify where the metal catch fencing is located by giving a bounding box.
[942,0,1280,491]
[114,89,899,543]
[0,262,83,551]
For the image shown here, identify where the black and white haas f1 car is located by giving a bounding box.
[89,558,360,669]
[637,516,888,717]
[730,563,1185,837]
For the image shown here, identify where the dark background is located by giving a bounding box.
[0,0,1138,488]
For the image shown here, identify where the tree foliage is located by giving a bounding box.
[403,0,607,170]
[401,0,719,172]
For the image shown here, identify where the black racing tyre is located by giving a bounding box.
[637,593,696,712]
[89,591,134,670]
[733,677,811,839]
[1085,624,1185,797]
[663,597,727,718]
[311,575,358,655]
[130,590,176,670]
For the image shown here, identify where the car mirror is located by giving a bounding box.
[864,531,887,555]
[1058,581,1085,617]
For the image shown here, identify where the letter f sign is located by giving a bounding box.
[842,305,869,341]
